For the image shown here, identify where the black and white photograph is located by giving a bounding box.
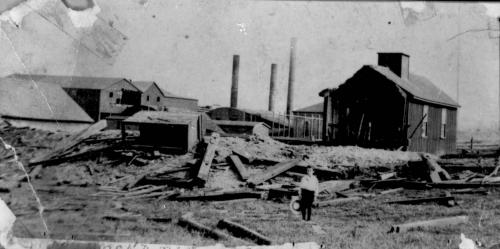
[0,1,499,248]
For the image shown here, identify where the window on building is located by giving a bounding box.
[116,98,121,104]
[146,95,150,101]
[422,105,428,138]
[157,96,160,102]
[440,109,447,139]
[109,92,113,98]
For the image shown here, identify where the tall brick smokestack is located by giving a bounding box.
[286,38,297,115]
[268,63,277,112]
[230,55,240,108]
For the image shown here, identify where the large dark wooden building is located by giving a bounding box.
[320,53,460,155]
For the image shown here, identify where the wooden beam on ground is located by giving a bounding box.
[173,191,263,202]
[450,188,489,195]
[217,219,272,245]
[232,148,255,163]
[247,159,301,186]
[388,216,468,233]
[228,155,249,180]
[30,120,108,164]
[421,154,451,183]
[177,213,228,240]
[316,197,362,207]
[385,196,455,206]
[196,133,220,183]
[379,188,404,195]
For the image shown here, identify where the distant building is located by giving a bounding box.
[9,74,142,121]
[0,77,93,132]
[131,81,198,111]
[293,102,323,118]
[123,111,201,153]
[320,52,459,155]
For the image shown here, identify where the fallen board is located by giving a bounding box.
[247,159,301,186]
[386,196,455,205]
[217,219,272,245]
[196,133,220,183]
[388,215,468,233]
[177,213,228,240]
[173,191,263,202]
[228,155,249,180]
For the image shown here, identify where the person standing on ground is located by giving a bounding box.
[299,165,319,221]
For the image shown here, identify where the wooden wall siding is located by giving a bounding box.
[407,102,457,155]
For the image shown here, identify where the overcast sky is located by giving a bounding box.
[1,1,499,133]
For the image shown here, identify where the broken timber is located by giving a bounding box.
[388,215,468,233]
[386,196,455,206]
[30,120,108,164]
[247,159,301,186]
[196,133,220,183]
[178,213,228,240]
[232,148,255,163]
[217,219,272,245]
[228,155,249,180]
[421,153,451,183]
[316,197,362,207]
[173,191,263,202]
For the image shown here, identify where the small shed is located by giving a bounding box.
[123,111,201,153]
[213,120,270,137]
[320,52,460,155]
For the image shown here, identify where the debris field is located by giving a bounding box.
[1,120,500,248]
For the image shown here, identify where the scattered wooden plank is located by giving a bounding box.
[388,216,468,233]
[319,180,355,193]
[379,172,396,181]
[379,188,404,195]
[177,213,228,240]
[217,219,272,245]
[29,165,43,179]
[123,186,168,197]
[29,145,119,166]
[232,148,255,163]
[173,191,263,202]
[196,133,220,183]
[421,154,451,183]
[30,120,107,164]
[247,159,301,186]
[385,196,455,206]
[228,155,249,180]
[451,188,489,195]
[120,191,175,200]
[316,197,362,207]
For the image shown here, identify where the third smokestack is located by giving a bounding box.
[286,38,297,115]
[230,54,240,108]
[269,63,277,112]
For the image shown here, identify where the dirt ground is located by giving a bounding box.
[1,125,500,248]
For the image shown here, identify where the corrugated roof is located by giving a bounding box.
[365,65,460,108]
[0,78,94,122]
[8,74,133,90]
[293,102,323,113]
[124,111,199,125]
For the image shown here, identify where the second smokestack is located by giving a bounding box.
[230,55,240,108]
[268,63,277,112]
[286,38,297,115]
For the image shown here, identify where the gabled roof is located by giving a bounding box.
[363,65,460,108]
[132,80,197,101]
[124,111,199,125]
[293,102,323,113]
[0,78,94,123]
[8,74,135,91]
